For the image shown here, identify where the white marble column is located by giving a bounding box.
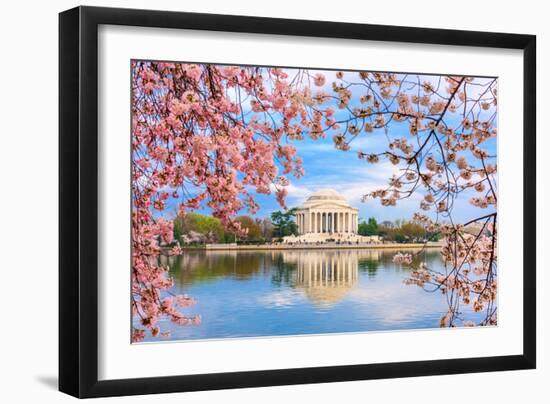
[315,211,318,233]
[343,212,347,232]
[342,212,348,233]
[343,212,347,233]
[316,212,320,233]
[313,211,317,233]
[315,212,322,233]
[317,212,320,233]
[314,211,318,233]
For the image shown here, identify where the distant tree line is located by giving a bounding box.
[358,217,440,243]
[172,211,439,245]
[173,212,276,245]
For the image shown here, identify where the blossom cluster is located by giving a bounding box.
[334,72,498,326]
[403,213,497,327]
[131,62,336,339]
[131,63,498,336]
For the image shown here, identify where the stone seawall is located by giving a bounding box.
[200,242,443,251]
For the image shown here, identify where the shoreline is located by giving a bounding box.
[183,242,443,251]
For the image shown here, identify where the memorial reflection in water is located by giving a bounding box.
[143,248,478,341]
[162,249,382,306]
[283,250,380,306]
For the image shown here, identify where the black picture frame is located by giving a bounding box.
[59,5,536,398]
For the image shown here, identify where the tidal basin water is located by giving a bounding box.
[138,248,484,342]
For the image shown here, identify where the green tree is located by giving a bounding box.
[270,208,298,238]
[426,232,441,242]
[173,212,225,243]
[358,217,379,236]
[394,233,406,243]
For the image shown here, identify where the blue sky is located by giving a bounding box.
[253,130,495,223]
[156,68,497,224]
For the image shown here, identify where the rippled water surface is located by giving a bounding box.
[137,248,484,342]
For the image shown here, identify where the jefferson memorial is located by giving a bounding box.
[283,189,380,244]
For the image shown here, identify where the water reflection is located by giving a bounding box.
[286,250,360,306]
[161,248,434,294]
[144,248,470,341]
[161,251,266,284]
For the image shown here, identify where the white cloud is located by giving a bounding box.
[282,161,399,206]
[293,142,337,153]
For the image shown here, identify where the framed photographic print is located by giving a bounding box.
[59,6,536,398]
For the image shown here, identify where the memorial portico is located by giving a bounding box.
[294,189,359,235]
[282,189,381,244]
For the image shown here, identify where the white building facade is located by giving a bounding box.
[283,189,380,244]
[295,189,359,235]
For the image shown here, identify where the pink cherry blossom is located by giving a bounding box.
[313,73,326,86]
[131,61,498,336]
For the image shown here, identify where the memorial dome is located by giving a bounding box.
[307,188,346,201]
[302,188,351,209]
